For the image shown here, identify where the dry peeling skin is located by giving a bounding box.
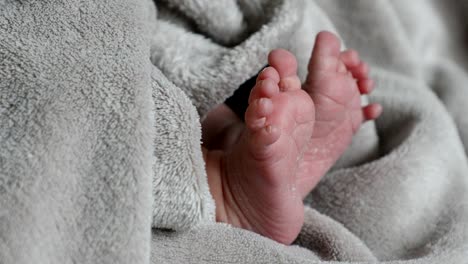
[1,0,468,263]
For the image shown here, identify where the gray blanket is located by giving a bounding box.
[1,0,467,263]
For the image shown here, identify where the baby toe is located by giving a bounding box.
[248,78,280,104]
[268,49,298,79]
[308,31,342,73]
[313,31,341,58]
[279,75,302,92]
[357,78,375,94]
[258,66,280,84]
[249,125,281,152]
[350,61,370,80]
[339,49,360,69]
[245,98,273,130]
[363,103,383,120]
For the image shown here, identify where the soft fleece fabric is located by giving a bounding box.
[1,0,467,263]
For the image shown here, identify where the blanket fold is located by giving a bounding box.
[151,66,214,230]
[1,0,468,263]
[150,0,468,263]
[149,0,303,118]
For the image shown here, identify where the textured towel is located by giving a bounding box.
[1,0,468,263]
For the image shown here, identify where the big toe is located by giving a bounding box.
[268,49,301,92]
[307,31,342,75]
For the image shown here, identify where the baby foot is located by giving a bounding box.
[208,62,315,244]
[275,31,381,195]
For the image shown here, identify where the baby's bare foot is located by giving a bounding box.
[285,31,382,195]
[208,61,315,244]
[205,32,381,244]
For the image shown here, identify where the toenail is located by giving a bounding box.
[257,117,266,127]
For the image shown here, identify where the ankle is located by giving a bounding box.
[203,148,252,229]
[203,148,229,223]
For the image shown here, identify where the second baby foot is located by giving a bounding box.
[290,31,382,194]
[210,63,315,244]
